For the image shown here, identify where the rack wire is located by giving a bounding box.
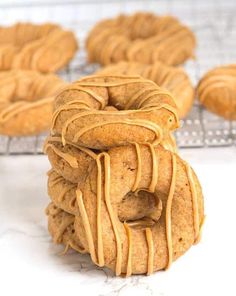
[0,0,236,154]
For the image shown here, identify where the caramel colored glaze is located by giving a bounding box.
[185,162,199,242]
[165,154,177,269]
[44,142,79,169]
[124,223,132,277]
[145,227,154,275]
[97,61,194,118]
[52,75,179,151]
[76,189,98,264]
[0,22,78,72]
[197,64,236,120]
[86,12,195,66]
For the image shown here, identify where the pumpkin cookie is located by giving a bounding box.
[86,12,196,66]
[197,64,236,120]
[0,23,78,73]
[51,75,179,151]
[97,61,194,118]
[0,70,66,136]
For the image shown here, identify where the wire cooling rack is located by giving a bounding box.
[1,0,236,154]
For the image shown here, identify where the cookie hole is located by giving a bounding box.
[178,237,183,242]
[70,198,76,208]
[118,190,162,228]
[72,229,75,234]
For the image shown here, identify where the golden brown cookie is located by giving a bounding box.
[0,70,66,136]
[86,12,196,66]
[0,23,78,73]
[197,64,236,120]
[45,143,204,276]
[45,74,204,277]
[51,75,179,151]
[97,61,194,118]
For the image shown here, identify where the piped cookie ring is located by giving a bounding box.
[46,144,204,276]
[0,23,78,73]
[86,12,196,66]
[51,75,179,150]
[0,70,66,136]
[197,64,236,120]
[97,61,194,118]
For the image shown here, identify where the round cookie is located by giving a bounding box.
[97,61,194,118]
[0,70,66,136]
[45,143,204,276]
[51,75,179,151]
[86,12,196,66]
[0,23,78,73]
[197,64,236,120]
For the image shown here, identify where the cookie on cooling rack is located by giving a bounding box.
[97,61,194,118]
[0,70,66,136]
[0,23,78,73]
[197,64,236,120]
[86,12,196,66]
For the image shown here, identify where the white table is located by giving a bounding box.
[0,148,236,296]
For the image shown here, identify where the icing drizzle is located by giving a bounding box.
[46,134,203,276]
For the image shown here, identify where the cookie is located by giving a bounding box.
[0,23,78,73]
[51,75,179,151]
[0,70,66,136]
[197,64,236,120]
[86,12,195,66]
[97,61,194,118]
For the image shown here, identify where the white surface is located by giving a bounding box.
[0,149,236,296]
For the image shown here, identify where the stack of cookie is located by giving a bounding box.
[44,75,204,276]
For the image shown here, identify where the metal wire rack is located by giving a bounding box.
[1,0,236,154]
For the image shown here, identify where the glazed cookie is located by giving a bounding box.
[45,144,204,276]
[86,12,196,66]
[97,61,194,118]
[0,70,66,136]
[0,23,78,73]
[51,75,179,151]
[45,74,204,277]
[197,64,236,120]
